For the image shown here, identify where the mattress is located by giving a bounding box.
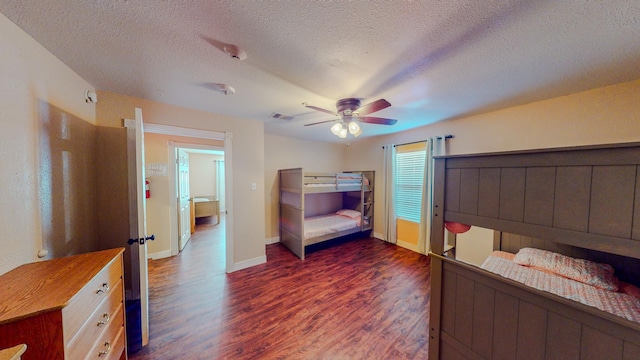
[303,174,363,188]
[303,214,360,240]
[481,251,640,323]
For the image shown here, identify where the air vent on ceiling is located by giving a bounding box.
[270,112,294,121]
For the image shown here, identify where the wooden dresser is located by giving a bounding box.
[0,248,127,360]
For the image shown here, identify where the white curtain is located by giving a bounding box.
[418,137,447,254]
[382,144,397,244]
[214,160,225,212]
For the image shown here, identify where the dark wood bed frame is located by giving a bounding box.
[429,142,640,359]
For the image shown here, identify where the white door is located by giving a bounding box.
[177,149,191,251]
[125,108,150,351]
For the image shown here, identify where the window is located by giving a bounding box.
[395,143,426,223]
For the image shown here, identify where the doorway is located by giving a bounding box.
[168,142,228,261]
[179,146,225,248]
[143,124,234,273]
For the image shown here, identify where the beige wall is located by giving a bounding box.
[0,13,97,274]
[96,91,266,266]
[38,104,99,258]
[143,133,171,256]
[455,227,495,266]
[264,134,347,240]
[346,79,640,256]
[189,153,222,199]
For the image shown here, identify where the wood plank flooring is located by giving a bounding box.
[130,217,431,359]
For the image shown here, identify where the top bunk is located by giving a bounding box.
[431,141,640,260]
[279,168,372,194]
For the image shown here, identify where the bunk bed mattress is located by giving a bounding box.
[303,174,363,187]
[304,214,360,239]
[481,251,640,323]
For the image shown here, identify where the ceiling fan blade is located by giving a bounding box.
[355,99,391,116]
[305,104,338,116]
[304,119,338,126]
[358,116,398,125]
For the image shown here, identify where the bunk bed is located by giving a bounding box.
[429,142,640,359]
[279,168,374,259]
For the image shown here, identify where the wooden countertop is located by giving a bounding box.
[0,344,26,360]
[0,248,124,325]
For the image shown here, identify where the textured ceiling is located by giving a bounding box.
[1,1,639,143]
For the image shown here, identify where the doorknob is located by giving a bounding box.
[127,235,156,245]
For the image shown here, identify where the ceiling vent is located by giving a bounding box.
[270,112,294,121]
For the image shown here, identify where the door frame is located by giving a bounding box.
[144,124,233,273]
[176,148,192,251]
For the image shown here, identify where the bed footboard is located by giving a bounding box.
[280,203,304,259]
[429,254,640,360]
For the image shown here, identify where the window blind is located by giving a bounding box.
[395,149,426,223]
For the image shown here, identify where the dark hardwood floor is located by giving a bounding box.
[130,216,431,359]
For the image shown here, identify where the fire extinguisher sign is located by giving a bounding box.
[145,179,150,198]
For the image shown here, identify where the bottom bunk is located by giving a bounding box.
[482,249,640,323]
[430,248,640,360]
[280,208,369,260]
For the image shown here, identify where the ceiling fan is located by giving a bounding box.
[304,98,398,138]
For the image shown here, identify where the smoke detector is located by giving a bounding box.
[84,89,97,103]
[223,44,247,61]
[211,83,236,95]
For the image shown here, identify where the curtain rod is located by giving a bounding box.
[381,135,454,149]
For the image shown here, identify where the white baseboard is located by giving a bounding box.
[230,255,267,272]
[372,232,384,240]
[148,249,171,260]
[396,240,420,253]
[265,237,280,245]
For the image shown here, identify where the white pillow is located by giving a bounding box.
[336,209,361,219]
[513,248,619,291]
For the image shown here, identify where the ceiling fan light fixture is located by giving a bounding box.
[348,121,360,135]
[338,126,348,139]
[307,97,396,139]
[331,123,343,136]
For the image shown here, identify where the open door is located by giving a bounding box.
[177,148,191,251]
[124,108,151,352]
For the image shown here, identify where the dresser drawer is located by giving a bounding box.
[62,256,123,344]
[85,313,125,360]
[0,248,126,360]
[65,280,124,360]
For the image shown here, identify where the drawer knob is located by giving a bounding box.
[96,282,110,294]
[97,313,111,327]
[98,342,111,357]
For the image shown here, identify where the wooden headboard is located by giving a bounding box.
[431,142,640,260]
